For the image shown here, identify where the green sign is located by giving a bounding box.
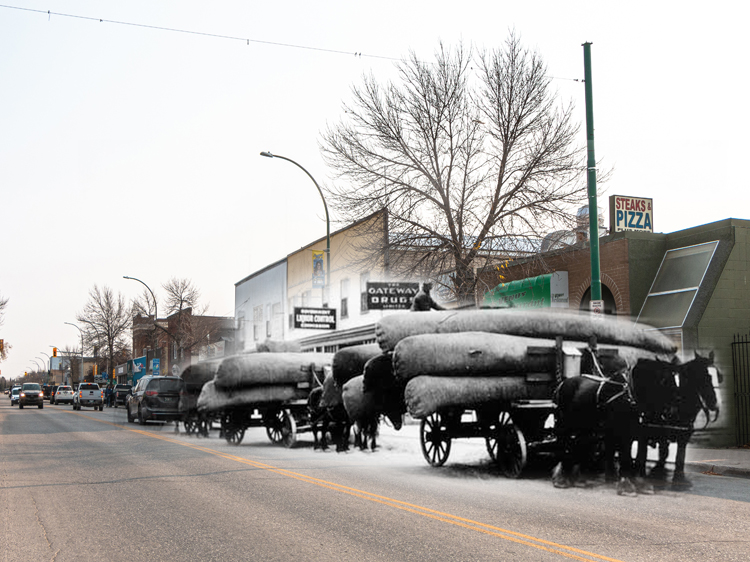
[483,272,569,309]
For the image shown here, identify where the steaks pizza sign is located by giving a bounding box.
[609,195,653,233]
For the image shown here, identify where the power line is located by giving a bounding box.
[0,4,402,62]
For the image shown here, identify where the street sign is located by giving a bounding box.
[151,358,160,376]
[590,299,604,315]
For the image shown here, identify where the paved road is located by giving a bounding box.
[2,400,750,562]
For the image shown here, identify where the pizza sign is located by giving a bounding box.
[609,195,653,233]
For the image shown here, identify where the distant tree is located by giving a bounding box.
[0,292,7,326]
[129,277,224,368]
[0,293,9,361]
[130,287,158,318]
[77,285,131,379]
[321,33,588,305]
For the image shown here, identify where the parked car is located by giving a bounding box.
[53,385,74,405]
[19,383,44,409]
[112,384,132,408]
[10,386,21,405]
[127,376,185,425]
[74,383,103,411]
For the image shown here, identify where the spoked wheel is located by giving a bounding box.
[420,412,452,467]
[265,408,297,448]
[487,411,527,478]
[223,411,245,446]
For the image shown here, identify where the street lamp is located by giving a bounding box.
[123,276,158,321]
[40,352,52,383]
[123,276,160,374]
[65,322,85,383]
[260,151,331,307]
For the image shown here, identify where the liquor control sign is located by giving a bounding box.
[366,282,420,310]
[294,307,336,330]
[609,195,653,233]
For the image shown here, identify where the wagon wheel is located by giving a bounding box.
[420,412,452,467]
[486,411,527,478]
[223,411,246,446]
[265,408,297,448]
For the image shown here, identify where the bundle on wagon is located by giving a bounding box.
[377,308,679,484]
[197,352,335,447]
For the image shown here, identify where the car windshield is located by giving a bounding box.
[58,386,72,391]
[11,388,19,394]
[80,384,99,390]
[22,384,41,391]
[150,379,184,392]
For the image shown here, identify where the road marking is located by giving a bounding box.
[68,411,627,562]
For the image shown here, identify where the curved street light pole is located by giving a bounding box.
[40,352,52,383]
[65,322,85,384]
[260,151,330,307]
[123,276,160,375]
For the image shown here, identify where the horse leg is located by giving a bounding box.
[647,437,670,481]
[672,433,692,489]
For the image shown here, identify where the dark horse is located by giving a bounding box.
[308,372,351,452]
[553,347,649,496]
[633,351,720,488]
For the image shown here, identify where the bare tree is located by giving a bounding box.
[130,288,158,318]
[0,292,7,326]
[162,277,207,316]
[77,285,131,379]
[0,293,9,361]
[321,33,587,305]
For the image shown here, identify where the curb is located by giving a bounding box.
[685,461,750,480]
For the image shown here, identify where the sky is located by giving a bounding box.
[1,1,748,382]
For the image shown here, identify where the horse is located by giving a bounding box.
[633,351,720,488]
[308,373,351,452]
[552,347,647,496]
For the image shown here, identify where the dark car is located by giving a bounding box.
[44,385,58,402]
[19,383,44,409]
[127,376,185,425]
[112,384,132,408]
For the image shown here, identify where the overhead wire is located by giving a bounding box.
[0,3,402,62]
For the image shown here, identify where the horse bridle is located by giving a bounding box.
[582,349,634,409]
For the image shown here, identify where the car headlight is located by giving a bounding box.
[20,392,25,397]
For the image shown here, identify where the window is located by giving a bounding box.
[360,271,370,313]
[253,305,263,341]
[637,241,718,329]
[341,278,350,319]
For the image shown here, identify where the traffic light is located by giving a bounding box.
[94,364,98,376]
[53,347,57,357]
[0,339,4,353]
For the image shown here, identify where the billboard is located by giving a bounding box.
[366,282,420,310]
[294,307,336,330]
[483,272,569,309]
[609,195,653,233]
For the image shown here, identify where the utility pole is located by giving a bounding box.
[583,42,602,313]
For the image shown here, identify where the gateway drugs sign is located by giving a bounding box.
[294,307,336,330]
[610,195,653,233]
[366,282,420,310]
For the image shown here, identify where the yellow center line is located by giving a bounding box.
[67,409,627,562]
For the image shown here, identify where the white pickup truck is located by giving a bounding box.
[74,383,104,411]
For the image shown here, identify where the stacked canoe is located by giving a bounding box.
[375,309,677,418]
[196,352,334,412]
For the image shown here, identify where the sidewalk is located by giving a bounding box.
[685,447,750,479]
